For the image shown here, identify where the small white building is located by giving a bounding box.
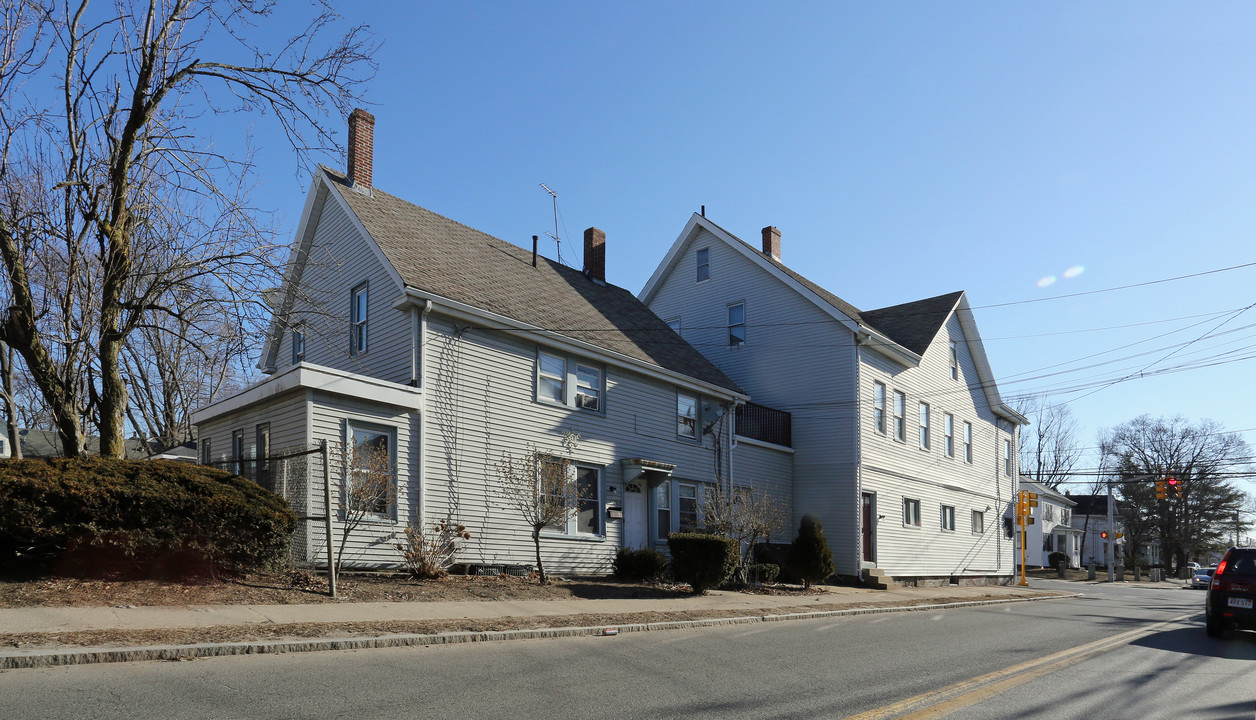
[1012,479,1081,568]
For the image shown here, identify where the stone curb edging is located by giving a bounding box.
[0,593,1080,671]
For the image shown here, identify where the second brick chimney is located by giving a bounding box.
[347,108,376,189]
[762,226,781,261]
[584,227,606,284]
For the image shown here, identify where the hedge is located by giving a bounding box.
[613,547,668,582]
[667,533,738,594]
[0,457,297,578]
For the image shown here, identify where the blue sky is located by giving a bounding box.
[234,3,1256,484]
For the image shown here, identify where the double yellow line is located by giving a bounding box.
[845,612,1197,720]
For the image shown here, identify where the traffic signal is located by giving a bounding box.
[1167,477,1182,499]
[1155,479,1167,500]
[1115,532,1124,539]
[1101,530,1109,539]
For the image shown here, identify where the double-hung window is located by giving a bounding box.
[949,340,959,380]
[678,483,699,532]
[963,421,973,463]
[537,350,604,413]
[903,497,921,526]
[677,392,698,439]
[201,438,212,465]
[575,364,602,411]
[972,510,985,534]
[873,382,886,434]
[255,424,271,493]
[292,323,305,364]
[696,248,710,282]
[231,429,244,476]
[349,423,395,517]
[918,402,931,450]
[892,391,906,442]
[350,283,368,355]
[943,413,955,457]
[1061,508,1071,525]
[1004,439,1013,476]
[573,465,602,536]
[941,505,956,532]
[727,302,746,347]
[655,483,671,541]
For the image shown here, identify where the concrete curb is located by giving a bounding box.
[0,592,1080,670]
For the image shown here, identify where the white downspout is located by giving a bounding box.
[416,300,433,526]
[854,332,866,574]
[727,402,737,495]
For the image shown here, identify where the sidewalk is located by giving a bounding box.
[0,583,1075,670]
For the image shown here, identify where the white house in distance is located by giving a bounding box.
[1012,479,1080,568]
[192,110,793,573]
[1067,494,1140,568]
[641,216,1028,586]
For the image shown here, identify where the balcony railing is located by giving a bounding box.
[735,402,792,448]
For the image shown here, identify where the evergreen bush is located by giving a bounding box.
[612,547,668,582]
[1048,551,1069,570]
[0,457,297,578]
[746,562,780,584]
[787,514,835,588]
[667,533,738,594]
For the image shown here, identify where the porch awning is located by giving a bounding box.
[620,457,676,482]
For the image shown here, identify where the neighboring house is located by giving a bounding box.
[641,217,1028,586]
[1011,479,1080,568]
[192,110,793,573]
[1067,494,1150,568]
[0,428,153,459]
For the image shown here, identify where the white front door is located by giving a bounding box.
[623,482,647,549]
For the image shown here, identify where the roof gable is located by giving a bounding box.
[270,170,742,395]
[862,291,964,356]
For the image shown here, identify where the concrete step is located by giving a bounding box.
[862,568,894,590]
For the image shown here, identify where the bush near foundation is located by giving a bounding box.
[667,533,738,594]
[612,547,668,582]
[0,457,296,578]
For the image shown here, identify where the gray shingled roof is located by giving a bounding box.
[861,291,965,356]
[325,170,743,394]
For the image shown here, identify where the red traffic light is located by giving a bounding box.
[1166,478,1178,486]
[1101,531,1109,539]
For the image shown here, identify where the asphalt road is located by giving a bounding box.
[1,581,1252,719]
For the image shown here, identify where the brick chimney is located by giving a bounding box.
[584,227,606,283]
[347,108,376,189]
[762,226,781,261]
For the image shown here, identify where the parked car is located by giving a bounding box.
[1186,562,1202,574]
[1190,567,1215,589]
[1205,547,1256,638]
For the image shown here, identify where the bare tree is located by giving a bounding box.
[1104,415,1252,574]
[331,437,395,574]
[497,431,584,585]
[1015,395,1082,489]
[700,484,789,584]
[0,0,375,457]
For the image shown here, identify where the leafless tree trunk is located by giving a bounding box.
[1014,395,1082,489]
[0,0,375,457]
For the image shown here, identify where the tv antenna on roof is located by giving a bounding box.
[539,183,562,263]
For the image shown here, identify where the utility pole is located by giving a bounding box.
[1106,477,1115,583]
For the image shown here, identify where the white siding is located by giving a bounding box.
[421,314,731,575]
[648,227,859,573]
[277,197,412,385]
[858,313,1018,579]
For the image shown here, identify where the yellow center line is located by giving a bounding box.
[844,612,1197,720]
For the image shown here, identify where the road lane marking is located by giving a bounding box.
[844,612,1197,720]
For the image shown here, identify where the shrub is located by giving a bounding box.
[746,562,780,584]
[395,518,471,579]
[1048,551,1069,571]
[668,533,738,595]
[788,514,835,589]
[0,457,297,578]
[613,547,668,582]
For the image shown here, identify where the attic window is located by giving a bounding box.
[696,248,710,282]
[350,282,368,355]
[949,341,959,380]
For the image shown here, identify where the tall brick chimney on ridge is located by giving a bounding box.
[762,225,781,261]
[347,108,375,189]
[584,227,606,284]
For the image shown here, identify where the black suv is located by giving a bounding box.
[1205,546,1256,638]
